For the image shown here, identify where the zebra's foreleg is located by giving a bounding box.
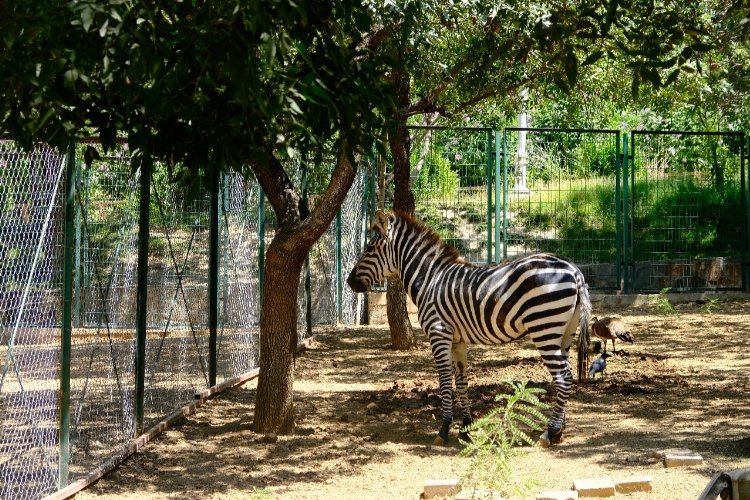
[451,342,473,442]
[539,360,573,448]
[429,336,455,445]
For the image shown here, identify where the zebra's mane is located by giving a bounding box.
[393,210,469,265]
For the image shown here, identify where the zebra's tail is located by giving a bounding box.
[576,277,592,382]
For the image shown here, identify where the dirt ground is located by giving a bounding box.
[76,298,750,499]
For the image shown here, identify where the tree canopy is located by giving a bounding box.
[1,1,395,172]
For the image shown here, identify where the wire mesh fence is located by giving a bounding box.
[0,140,369,499]
[0,128,747,499]
[500,128,622,289]
[217,175,261,382]
[0,142,66,499]
[378,127,493,265]
[628,131,746,291]
[68,143,138,482]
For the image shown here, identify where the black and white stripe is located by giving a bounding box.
[347,210,591,446]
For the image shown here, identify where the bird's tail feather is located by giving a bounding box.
[577,277,591,382]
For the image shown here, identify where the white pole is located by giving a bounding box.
[515,90,529,193]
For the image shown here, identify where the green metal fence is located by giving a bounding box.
[499,128,622,290]
[2,126,748,499]
[0,140,366,499]
[625,130,747,292]
[371,126,747,293]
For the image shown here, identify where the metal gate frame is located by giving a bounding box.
[499,127,622,290]
[624,130,749,293]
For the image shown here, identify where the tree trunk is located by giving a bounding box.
[253,240,304,433]
[385,66,417,350]
[252,146,358,434]
[386,276,415,349]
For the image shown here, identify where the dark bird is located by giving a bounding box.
[588,351,611,380]
[591,316,634,354]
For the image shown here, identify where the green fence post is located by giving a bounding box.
[615,132,622,292]
[486,130,493,264]
[622,135,631,294]
[494,131,502,263]
[335,209,343,324]
[502,129,509,260]
[302,162,312,336]
[135,153,152,434]
[73,157,82,328]
[370,153,377,228]
[208,170,219,388]
[60,143,76,489]
[258,185,265,318]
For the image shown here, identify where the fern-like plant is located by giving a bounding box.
[459,380,550,498]
[651,286,677,315]
[699,297,721,314]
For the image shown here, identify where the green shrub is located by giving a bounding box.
[573,141,617,177]
[413,154,460,201]
[651,287,677,315]
[459,380,549,498]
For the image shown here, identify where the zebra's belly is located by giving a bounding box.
[451,321,528,346]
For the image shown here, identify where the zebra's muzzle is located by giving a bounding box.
[346,272,368,293]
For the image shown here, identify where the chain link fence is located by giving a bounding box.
[0,140,368,499]
[0,142,66,499]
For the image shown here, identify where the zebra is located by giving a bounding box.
[347,210,591,447]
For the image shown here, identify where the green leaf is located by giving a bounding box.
[582,50,604,66]
[81,6,95,32]
[641,67,661,88]
[664,68,680,86]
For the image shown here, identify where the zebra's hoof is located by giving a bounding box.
[539,428,563,448]
[458,431,471,443]
[538,432,551,448]
[434,420,451,445]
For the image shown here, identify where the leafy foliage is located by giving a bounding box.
[699,297,721,314]
[651,287,678,315]
[0,1,396,176]
[459,380,550,498]
[413,153,460,201]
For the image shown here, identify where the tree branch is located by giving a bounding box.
[251,153,300,229]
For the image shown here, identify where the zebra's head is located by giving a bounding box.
[347,210,398,293]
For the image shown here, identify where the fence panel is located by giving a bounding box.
[377,127,493,265]
[144,175,211,427]
[500,128,621,290]
[304,158,368,327]
[628,131,746,291]
[0,143,66,499]
[217,174,261,382]
[68,144,139,484]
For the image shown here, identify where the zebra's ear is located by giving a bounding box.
[373,209,390,234]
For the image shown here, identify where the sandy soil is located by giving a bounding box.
[76,299,750,499]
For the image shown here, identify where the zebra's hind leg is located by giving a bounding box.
[539,364,573,448]
[452,342,473,442]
